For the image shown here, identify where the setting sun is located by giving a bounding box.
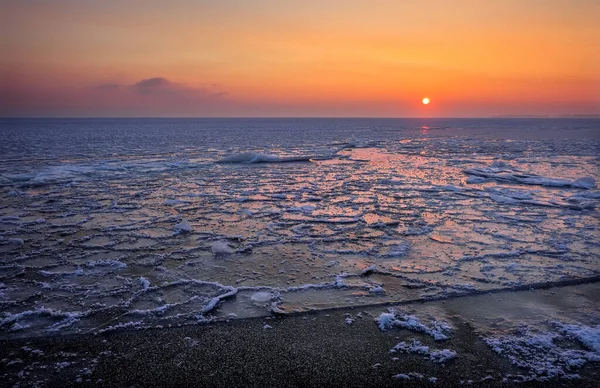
[422,97,430,105]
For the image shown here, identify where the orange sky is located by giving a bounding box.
[1,0,599,117]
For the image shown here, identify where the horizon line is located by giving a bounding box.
[1,115,599,120]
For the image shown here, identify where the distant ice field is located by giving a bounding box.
[0,118,598,338]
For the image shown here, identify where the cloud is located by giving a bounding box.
[0,76,232,117]
[131,77,172,95]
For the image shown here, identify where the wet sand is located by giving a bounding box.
[2,282,599,387]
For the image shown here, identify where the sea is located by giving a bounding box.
[1,118,598,341]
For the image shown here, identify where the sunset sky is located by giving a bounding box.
[1,0,598,117]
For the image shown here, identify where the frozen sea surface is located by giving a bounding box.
[0,118,598,338]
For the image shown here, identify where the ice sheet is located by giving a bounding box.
[1,118,598,338]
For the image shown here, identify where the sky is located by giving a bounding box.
[1,0,598,117]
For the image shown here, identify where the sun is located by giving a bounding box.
[422,97,430,105]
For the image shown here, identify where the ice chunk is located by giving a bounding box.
[391,339,430,355]
[3,173,36,182]
[429,349,457,363]
[571,177,596,189]
[555,323,600,352]
[466,176,489,184]
[7,238,24,245]
[375,310,452,340]
[369,286,386,295]
[139,277,151,290]
[391,338,457,364]
[465,167,596,189]
[360,265,377,276]
[376,313,397,331]
[211,241,233,255]
[490,160,510,169]
[0,216,20,222]
[484,323,600,381]
[217,152,315,164]
[174,219,192,233]
[85,260,126,269]
[385,242,410,257]
[200,286,238,314]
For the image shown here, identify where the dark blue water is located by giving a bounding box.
[1,118,598,165]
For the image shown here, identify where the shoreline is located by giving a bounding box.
[2,281,599,387]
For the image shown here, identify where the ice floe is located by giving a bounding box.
[464,161,596,189]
